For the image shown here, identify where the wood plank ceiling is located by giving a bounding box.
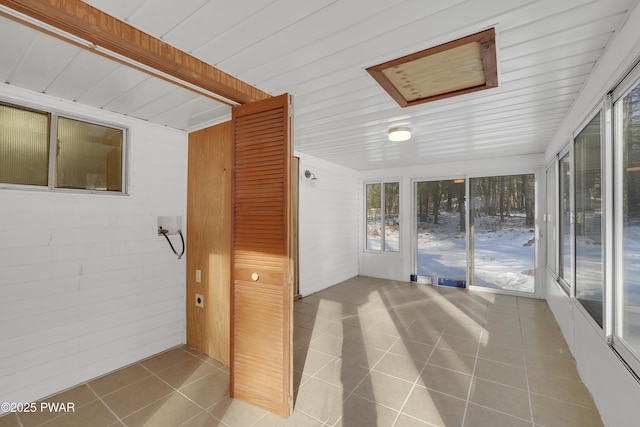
[0,0,637,170]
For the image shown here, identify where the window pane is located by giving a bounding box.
[384,182,399,252]
[621,83,640,352]
[56,117,123,191]
[546,164,557,274]
[416,179,466,285]
[469,174,536,293]
[559,153,572,286]
[0,104,49,186]
[575,113,603,326]
[366,183,381,250]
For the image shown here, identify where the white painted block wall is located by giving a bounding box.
[0,85,187,408]
[297,152,359,296]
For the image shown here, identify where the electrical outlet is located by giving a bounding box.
[195,269,201,283]
[195,293,204,308]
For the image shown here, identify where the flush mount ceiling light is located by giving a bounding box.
[388,127,412,142]
[367,28,497,107]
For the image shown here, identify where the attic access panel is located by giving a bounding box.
[367,28,497,107]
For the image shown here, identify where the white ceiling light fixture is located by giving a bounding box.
[388,126,412,142]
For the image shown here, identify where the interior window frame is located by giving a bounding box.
[0,99,129,195]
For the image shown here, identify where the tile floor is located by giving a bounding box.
[0,276,603,426]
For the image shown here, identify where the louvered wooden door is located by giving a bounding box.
[231,93,293,417]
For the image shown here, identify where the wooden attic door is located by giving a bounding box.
[231,93,294,417]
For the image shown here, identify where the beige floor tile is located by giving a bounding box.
[178,370,230,409]
[486,302,520,316]
[0,413,20,427]
[407,316,450,335]
[46,384,98,407]
[369,319,408,337]
[469,377,531,420]
[463,403,532,427]
[197,355,228,371]
[308,333,349,356]
[478,342,525,367]
[208,397,269,427]
[418,364,472,399]
[313,356,370,392]
[522,334,572,359]
[6,277,605,427]
[293,325,314,345]
[373,352,424,383]
[294,312,316,327]
[156,356,218,389]
[530,393,604,427]
[525,353,580,381]
[180,410,222,427]
[89,364,152,397]
[40,400,116,427]
[335,394,399,427]
[480,330,523,350]
[401,386,466,427]
[393,414,433,426]
[443,322,484,342]
[356,330,400,352]
[388,339,435,362]
[427,348,476,375]
[180,344,202,356]
[402,323,444,346]
[16,406,65,427]
[294,377,344,425]
[325,322,365,342]
[140,348,194,373]
[102,375,173,418]
[293,348,335,376]
[353,371,414,410]
[436,334,480,356]
[483,321,522,338]
[252,410,323,426]
[528,371,596,407]
[474,358,528,390]
[19,384,99,427]
[122,392,201,427]
[341,341,386,368]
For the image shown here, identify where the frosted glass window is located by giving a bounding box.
[0,104,49,186]
[56,117,123,191]
[1,103,125,193]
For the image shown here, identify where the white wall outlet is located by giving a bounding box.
[195,293,204,308]
[195,269,202,283]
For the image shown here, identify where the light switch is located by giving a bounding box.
[195,269,202,283]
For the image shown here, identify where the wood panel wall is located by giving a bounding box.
[186,121,232,365]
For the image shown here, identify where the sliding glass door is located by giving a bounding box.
[469,174,536,293]
[415,179,467,286]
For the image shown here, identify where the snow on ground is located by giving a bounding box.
[418,211,535,293]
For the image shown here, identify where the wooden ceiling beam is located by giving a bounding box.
[0,0,271,105]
